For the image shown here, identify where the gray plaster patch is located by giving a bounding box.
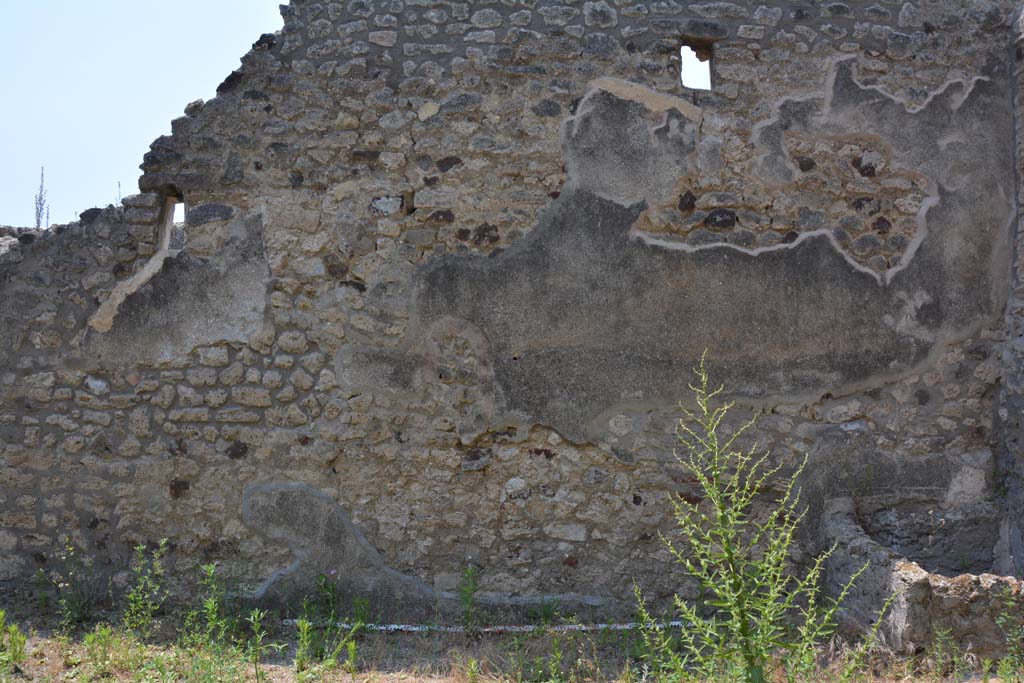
[341,60,1014,443]
[87,212,270,366]
[564,86,698,207]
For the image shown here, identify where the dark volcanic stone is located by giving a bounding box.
[796,156,816,172]
[678,191,697,214]
[187,203,235,226]
[704,208,737,229]
[531,99,562,117]
[80,208,103,224]
[437,156,463,172]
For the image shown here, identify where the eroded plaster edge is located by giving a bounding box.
[88,196,178,334]
[587,76,703,123]
[622,54,1001,288]
[822,54,992,117]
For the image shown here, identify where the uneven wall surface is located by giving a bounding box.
[2,0,1023,641]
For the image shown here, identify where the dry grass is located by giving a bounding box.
[0,617,1018,683]
[2,562,1019,683]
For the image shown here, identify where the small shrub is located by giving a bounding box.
[342,639,358,676]
[528,600,561,627]
[176,644,247,683]
[459,565,482,636]
[295,616,314,673]
[83,623,116,676]
[311,573,342,623]
[637,354,866,683]
[52,537,108,631]
[5,626,27,673]
[466,657,482,683]
[181,562,236,649]
[123,539,169,640]
[0,610,27,674]
[246,608,270,683]
[997,657,1022,683]
[546,631,567,683]
[34,167,48,230]
[996,585,1024,683]
[351,595,372,625]
[31,568,51,613]
[928,626,958,680]
[294,577,364,672]
[836,590,897,683]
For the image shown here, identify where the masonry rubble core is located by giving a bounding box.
[2,0,1024,658]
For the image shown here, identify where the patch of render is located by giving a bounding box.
[241,482,435,601]
[343,55,1014,444]
[84,206,272,367]
[634,55,1001,288]
[88,197,179,334]
[584,77,702,123]
[816,9,1024,653]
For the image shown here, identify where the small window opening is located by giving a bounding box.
[680,44,712,91]
[164,197,187,251]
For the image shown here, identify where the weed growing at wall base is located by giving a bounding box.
[0,563,1021,682]
[180,562,236,650]
[459,565,482,637]
[636,354,866,683]
[123,539,168,640]
[995,585,1024,682]
[51,537,109,631]
[0,610,27,675]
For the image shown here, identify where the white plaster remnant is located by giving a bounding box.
[944,464,988,509]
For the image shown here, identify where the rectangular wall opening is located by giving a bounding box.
[680,44,712,91]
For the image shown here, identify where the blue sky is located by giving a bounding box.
[0,1,282,227]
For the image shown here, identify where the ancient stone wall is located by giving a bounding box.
[1,0,1022,643]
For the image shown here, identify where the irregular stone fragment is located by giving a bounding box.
[470,9,502,29]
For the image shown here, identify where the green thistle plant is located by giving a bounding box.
[637,353,866,683]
